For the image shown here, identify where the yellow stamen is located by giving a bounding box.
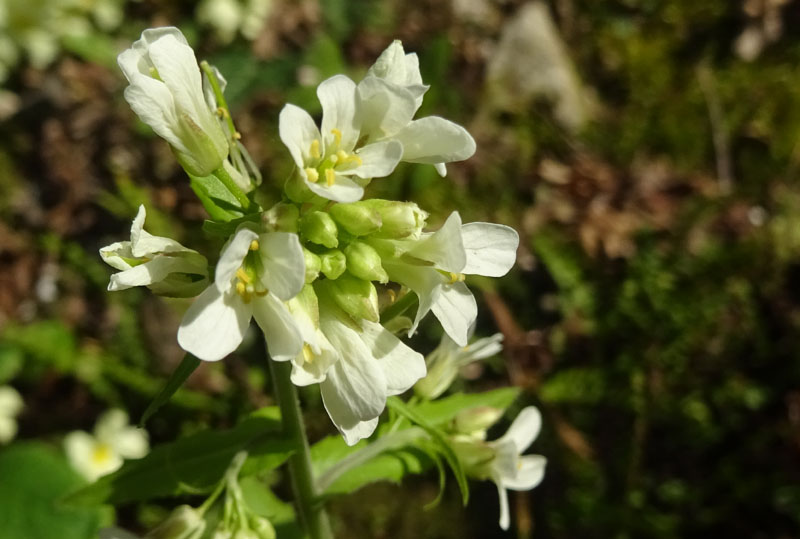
[233,132,242,140]
[325,168,336,186]
[236,268,252,284]
[310,139,321,159]
[448,272,466,284]
[387,289,397,303]
[236,282,247,296]
[92,443,113,465]
[305,168,319,182]
[303,343,314,363]
[249,240,260,251]
[331,128,342,147]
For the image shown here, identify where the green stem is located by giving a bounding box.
[269,359,333,539]
[213,164,252,211]
[316,427,427,493]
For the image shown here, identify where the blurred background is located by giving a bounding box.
[2,0,800,537]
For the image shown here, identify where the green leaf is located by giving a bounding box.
[0,443,104,539]
[189,174,245,222]
[140,354,201,426]
[411,388,521,427]
[65,410,293,506]
[386,397,470,506]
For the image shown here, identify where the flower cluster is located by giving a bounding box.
[104,27,520,449]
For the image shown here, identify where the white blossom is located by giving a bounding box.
[177,228,305,362]
[100,205,209,298]
[64,409,149,482]
[0,385,23,444]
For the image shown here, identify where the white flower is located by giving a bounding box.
[359,41,476,177]
[118,27,228,177]
[488,407,546,530]
[177,227,305,362]
[312,290,426,445]
[64,409,149,482]
[284,284,339,387]
[379,211,519,346]
[415,330,504,399]
[100,205,209,298]
[279,75,404,203]
[0,385,23,444]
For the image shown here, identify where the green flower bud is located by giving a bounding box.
[330,202,382,236]
[300,211,338,248]
[453,406,504,440]
[303,248,321,283]
[284,171,315,203]
[145,505,206,539]
[345,241,389,283]
[365,200,428,239]
[248,515,276,539]
[262,203,300,233]
[323,272,380,322]
[319,249,347,280]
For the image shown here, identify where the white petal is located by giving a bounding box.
[99,242,134,271]
[147,34,205,124]
[108,257,199,291]
[431,281,477,347]
[0,417,17,444]
[357,76,417,140]
[339,417,379,446]
[393,116,476,164]
[305,173,364,203]
[113,427,150,460]
[496,479,511,531]
[498,406,542,453]
[434,163,447,177]
[359,320,426,396]
[252,293,303,362]
[257,232,305,301]
[136,27,189,52]
[117,47,147,83]
[320,367,382,445]
[383,261,443,339]
[279,104,321,169]
[291,332,339,386]
[318,75,360,151]
[123,78,184,153]
[94,409,129,440]
[504,455,547,491]
[215,228,258,291]
[367,41,428,107]
[63,431,96,478]
[177,285,251,361]
[460,222,519,277]
[408,212,466,273]
[0,386,23,417]
[349,140,403,179]
[458,333,504,365]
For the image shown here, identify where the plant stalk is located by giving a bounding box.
[269,358,333,539]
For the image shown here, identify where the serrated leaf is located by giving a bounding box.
[386,397,470,506]
[0,443,104,539]
[411,388,521,427]
[189,174,245,222]
[140,354,201,426]
[65,410,292,507]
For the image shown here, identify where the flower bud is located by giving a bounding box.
[344,241,389,283]
[284,170,315,203]
[453,406,504,440]
[451,439,496,480]
[365,200,428,239]
[303,248,321,283]
[262,203,299,233]
[322,273,380,322]
[247,516,276,539]
[329,202,382,236]
[300,211,338,248]
[319,249,347,280]
[145,505,206,539]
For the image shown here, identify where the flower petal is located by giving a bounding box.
[279,103,322,169]
[460,222,519,277]
[392,116,476,164]
[177,285,251,361]
[291,332,339,386]
[408,211,466,273]
[252,293,303,362]
[504,455,547,491]
[320,366,382,445]
[357,76,417,140]
[349,140,403,179]
[122,78,184,152]
[215,228,258,291]
[108,257,201,291]
[359,320,426,395]
[497,406,542,453]
[130,205,197,257]
[495,478,511,531]
[99,241,133,271]
[257,232,305,301]
[431,281,477,347]
[383,262,443,339]
[147,34,204,123]
[318,75,359,151]
[457,333,504,366]
[305,173,365,203]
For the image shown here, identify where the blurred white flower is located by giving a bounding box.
[65,409,149,482]
[0,386,23,444]
[100,205,209,298]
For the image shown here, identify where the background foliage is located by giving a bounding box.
[1,0,799,537]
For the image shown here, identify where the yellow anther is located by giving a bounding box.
[352,154,363,166]
[233,132,242,140]
[309,139,321,159]
[387,289,397,303]
[236,281,247,296]
[302,343,314,363]
[92,443,112,465]
[448,272,466,283]
[331,128,342,147]
[236,268,252,284]
[249,240,260,251]
[305,168,319,182]
[325,168,336,186]
[215,106,227,118]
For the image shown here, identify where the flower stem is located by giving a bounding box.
[212,164,252,211]
[269,358,333,539]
